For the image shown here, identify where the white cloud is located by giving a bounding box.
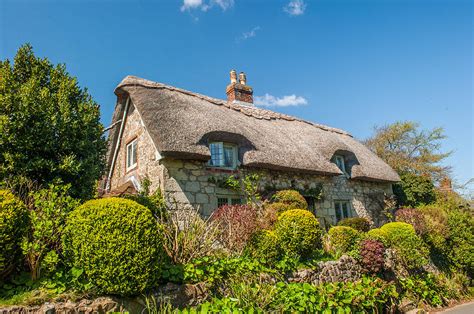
[237,26,260,42]
[255,93,308,107]
[181,0,234,12]
[284,0,306,16]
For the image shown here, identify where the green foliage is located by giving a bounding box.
[0,190,29,279]
[398,274,445,307]
[274,209,321,259]
[393,173,436,207]
[265,202,290,214]
[380,222,429,270]
[326,226,362,257]
[366,228,389,246]
[122,189,166,218]
[272,190,308,210]
[183,277,398,313]
[63,197,167,295]
[272,277,398,313]
[0,44,106,199]
[446,209,474,277]
[337,217,371,232]
[245,230,281,263]
[21,184,80,280]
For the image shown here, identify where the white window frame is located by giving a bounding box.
[208,142,238,169]
[334,200,352,222]
[334,155,346,174]
[126,139,138,171]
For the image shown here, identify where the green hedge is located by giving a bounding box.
[380,222,429,270]
[63,197,168,295]
[274,209,321,258]
[0,190,29,279]
[327,226,362,257]
[273,190,308,210]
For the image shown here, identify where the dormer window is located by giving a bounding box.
[126,139,138,171]
[209,142,238,169]
[334,155,346,173]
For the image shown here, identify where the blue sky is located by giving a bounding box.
[1,0,472,187]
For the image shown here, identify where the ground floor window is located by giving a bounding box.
[334,200,351,222]
[217,196,242,208]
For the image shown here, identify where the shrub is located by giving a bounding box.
[393,173,436,208]
[265,202,291,214]
[395,208,427,235]
[161,208,221,264]
[245,230,281,263]
[326,226,362,257]
[273,190,308,210]
[21,184,80,280]
[337,217,370,232]
[0,190,29,279]
[359,239,385,273]
[257,203,279,229]
[446,209,474,277]
[211,204,258,254]
[122,189,166,218]
[380,222,429,270]
[63,197,167,295]
[366,228,388,245]
[274,209,321,258]
[398,274,445,307]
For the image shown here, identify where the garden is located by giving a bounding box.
[1,184,473,313]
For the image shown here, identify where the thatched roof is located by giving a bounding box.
[110,76,400,183]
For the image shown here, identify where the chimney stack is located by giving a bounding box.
[226,70,253,105]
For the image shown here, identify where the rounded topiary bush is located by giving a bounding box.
[266,202,291,214]
[63,197,167,295]
[380,222,429,270]
[273,190,308,210]
[0,190,29,279]
[246,230,281,263]
[366,228,388,245]
[274,209,321,258]
[326,226,362,257]
[337,217,371,232]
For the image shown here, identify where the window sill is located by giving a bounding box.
[205,166,239,174]
[126,164,138,173]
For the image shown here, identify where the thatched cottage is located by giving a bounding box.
[104,71,400,226]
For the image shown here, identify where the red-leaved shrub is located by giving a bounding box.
[359,239,385,274]
[395,208,427,235]
[211,204,258,254]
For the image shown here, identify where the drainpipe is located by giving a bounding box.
[105,96,130,192]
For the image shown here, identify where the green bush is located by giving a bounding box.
[63,197,167,295]
[245,230,281,263]
[366,228,389,246]
[327,226,362,257]
[0,190,29,279]
[446,209,474,277]
[274,209,321,258]
[272,190,308,210]
[381,222,429,270]
[393,173,436,208]
[265,202,291,214]
[337,217,370,232]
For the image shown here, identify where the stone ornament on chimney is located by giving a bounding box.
[226,70,253,105]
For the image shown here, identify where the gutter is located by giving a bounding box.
[105,96,130,192]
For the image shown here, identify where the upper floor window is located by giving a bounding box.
[334,155,346,173]
[208,142,238,169]
[126,139,138,171]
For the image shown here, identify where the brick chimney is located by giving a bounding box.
[226,70,253,105]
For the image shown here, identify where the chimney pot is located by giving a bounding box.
[230,70,237,84]
[239,72,246,85]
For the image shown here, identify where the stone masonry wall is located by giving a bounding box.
[109,103,165,194]
[159,159,393,226]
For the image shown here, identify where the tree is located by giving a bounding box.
[364,121,451,182]
[393,172,436,207]
[0,44,106,199]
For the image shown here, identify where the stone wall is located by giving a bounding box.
[159,159,393,226]
[108,103,165,194]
